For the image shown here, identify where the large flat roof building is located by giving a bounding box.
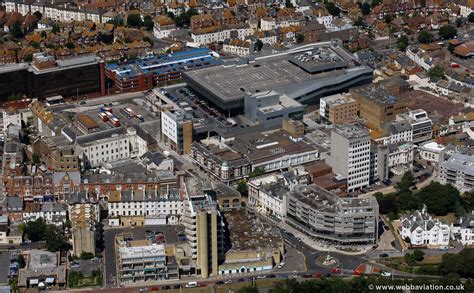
[184,42,372,112]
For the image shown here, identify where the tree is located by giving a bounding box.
[24,218,47,242]
[32,153,40,165]
[438,25,457,40]
[23,53,33,62]
[44,225,71,252]
[51,23,60,34]
[404,236,411,245]
[33,11,42,20]
[124,37,132,43]
[354,17,365,27]
[397,171,414,191]
[40,31,47,38]
[397,34,409,51]
[418,30,433,44]
[127,14,143,28]
[10,20,24,39]
[397,190,418,211]
[412,249,425,262]
[384,13,393,23]
[438,248,474,278]
[249,167,265,178]
[143,36,153,46]
[144,15,154,31]
[166,12,175,20]
[18,254,26,269]
[65,42,75,49]
[469,12,474,23]
[362,2,371,15]
[325,2,341,17]
[417,182,459,216]
[174,8,199,27]
[31,41,40,49]
[296,34,304,43]
[80,252,94,260]
[237,286,258,293]
[285,0,294,8]
[375,192,398,214]
[371,0,381,7]
[237,180,248,197]
[254,39,263,51]
[427,64,445,79]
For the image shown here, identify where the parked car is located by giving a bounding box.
[381,271,392,277]
[215,281,224,285]
[379,253,389,258]
[277,262,286,269]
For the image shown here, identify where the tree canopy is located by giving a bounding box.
[427,64,445,79]
[469,12,474,23]
[325,2,341,17]
[417,30,433,44]
[127,14,143,28]
[438,248,474,278]
[397,35,409,51]
[438,25,457,40]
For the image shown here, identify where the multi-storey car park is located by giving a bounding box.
[183,41,373,113]
[105,48,221,92]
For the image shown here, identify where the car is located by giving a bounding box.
[257,275,267,279]
[267,274,276,279]
[224,280,233,284]
[160,286,170,290]
[139,288,148,293]
[280,274,288,279]
[379,253,389,258]
[313,272,322,278]
[215,281,224,285]
[383,225,389,230]
[302,274,312,278]
[439,246,449,251]
[197,283,207,287]
[325,273,331,278]
[331,268,341,273]
[237,278,246,283]
[173,285,181,289]
[381,271,392,277]
[185,282,197,288]
[8,246,15,250]
[277,262,286,269]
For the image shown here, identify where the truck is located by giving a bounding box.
[121,107,135,118]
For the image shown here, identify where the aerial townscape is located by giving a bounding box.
[1,0,474,292]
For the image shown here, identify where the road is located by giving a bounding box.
[360,171,436,197]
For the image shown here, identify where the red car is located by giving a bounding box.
[331,268,341,273]
[197,283,207,288]
[353,270,361,276]
[313,272,322,278]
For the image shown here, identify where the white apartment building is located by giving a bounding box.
[191,25,251,45]
[396,109,433,144]
[79,132,131,168]
[23,202,67,226]
[328,125,371,192]
[222,39,252,57]
[400,206,450,246]
[315,13,333,31]
[260,17,276,31]
[388,143,414,169]
[419,141,445,163]
[153,16,176,39]
[451,212,474,245]
[459,3,474,18]
[438,152,474,193]
[2,108,33,132]
[107,189,183,226]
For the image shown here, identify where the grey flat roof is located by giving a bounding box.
[184,44,370,107]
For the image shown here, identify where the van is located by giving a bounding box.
[186,282,198,288]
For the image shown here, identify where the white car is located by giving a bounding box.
[277,262,286,269]
[381,271,392,277]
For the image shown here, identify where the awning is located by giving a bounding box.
[29,279,39,285]
[45,277,55,283]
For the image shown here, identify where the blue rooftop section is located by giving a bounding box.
[105,48,221,81]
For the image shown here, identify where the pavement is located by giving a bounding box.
[0,251,11,284]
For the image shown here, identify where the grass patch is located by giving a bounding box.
[379,256,441,276]
[216,279,277,293]
[418,255,442,264]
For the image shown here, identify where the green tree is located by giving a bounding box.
[24,218,47,242]
[68,271,83,287]
[296,33,304,43]
[384,13,393,24]
[80,252,94,260]
[417,182,459,215]
[285,0,294,8]
[397,190,418,211]
[362,2,371,15]
[24,53,33,62]
[254,39,263,51]
[237,180,248,197]
[412,249,425,262]
[249,167,265,178]
[65,42,75,49]
[40,31,47,38]
[30,41,40,49]
[18,254,26,268]
[46,42,55,49]
[51,23,60,34]
[375,192,398,214]
[397,171,414,191]
[124,37,132,43]
[354,17,365,27]
[10,20,24,39]
[371,0,381,7]
[418,30,433,44]
[397,34,409,51]
[469,12,474,23]
[33,11,42,20]
[404,236,411,245]
[144,15,154,31]
[438,25,457,40]
[45,225,71,252]
[127,14,143,28]
[427,64,445,79]
[325,2,341,17]
[32,153,40,164]
[175,8,199,27]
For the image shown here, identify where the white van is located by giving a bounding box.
[186,282,198,288]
